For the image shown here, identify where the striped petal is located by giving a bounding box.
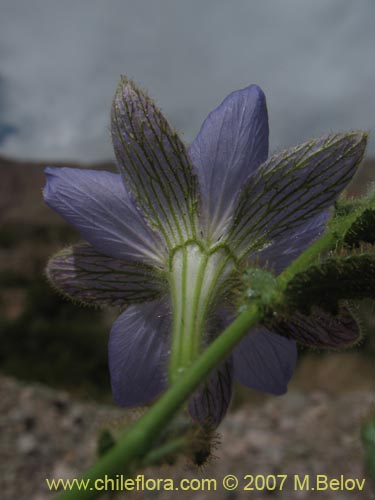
[111,77,198,247]
[189,85,268,241]
[251,210,330,275]
[44,167,163,265]
[46,243,164,307]
[270,303,360,348]
[109,300,170,407]
[188,359,233,430]
[230,132,367,258]
[233,328,297,395]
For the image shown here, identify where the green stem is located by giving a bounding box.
[141,436,189,467]
[53,303,261,500]
[278,231,337,288]
[53,229,339,500]
[277,202,370,289]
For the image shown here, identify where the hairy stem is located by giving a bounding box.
[54,230,337,500]
[54,303,261,500]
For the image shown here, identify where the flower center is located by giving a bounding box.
[168,241,235,384]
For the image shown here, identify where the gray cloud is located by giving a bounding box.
[0,75,17,145]
[0,0,374,162]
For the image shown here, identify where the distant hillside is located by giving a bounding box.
[347,157,375,197]
[0,154,374,225]
[0,154,374,396]
[0,155,116,225]
[0,156,117,397]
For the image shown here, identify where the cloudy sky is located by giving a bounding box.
[0,0,374,162]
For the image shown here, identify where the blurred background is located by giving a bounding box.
[0,1,374,499]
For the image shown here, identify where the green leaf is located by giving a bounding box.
[285,246,375,315]
[331,187,375,248]
[343,208,375,247]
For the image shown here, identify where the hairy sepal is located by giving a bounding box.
[285,245,375,316]
[331,186,375,248]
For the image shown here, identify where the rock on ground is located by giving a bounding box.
[0,369,374,500]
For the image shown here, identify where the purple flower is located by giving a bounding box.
[44,77,367,429]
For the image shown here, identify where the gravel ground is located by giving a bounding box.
[0,367,374,500]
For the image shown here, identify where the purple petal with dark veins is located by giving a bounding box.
[111,77,198,246]
[189,85,268,241]
[46,243,164,307]
[230,132,367,258]
[109,300,170,407]
[250,210,330,275]
[43,167,163,265]
[188,358,233,429]
[270,303,360,348]
[233,327,297,395]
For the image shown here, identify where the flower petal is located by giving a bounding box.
[43,167,163,265]
[189,85,269,241]
[111,77,198,247]
[270,303,360,348]
[109,300,170,407]
[46,243,164,307]
[233,328,297,395]
[188,359,233,429]
[230,132,367,258]
[251,210,330,275]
